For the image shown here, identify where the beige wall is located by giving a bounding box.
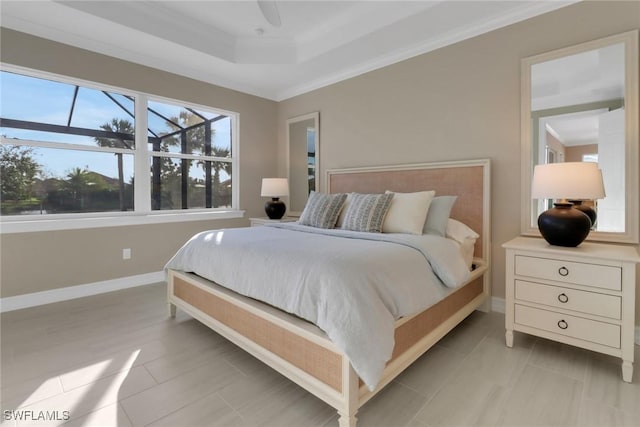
[0,28,278,298]
[545,131,566,162]
[277,1,640,324]
[0,219,245,296]
[566,144,598,163]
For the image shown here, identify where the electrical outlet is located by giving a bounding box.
[122,248,131,260]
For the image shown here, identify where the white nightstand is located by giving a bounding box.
[249,217,298,227]
[503,236,640,382]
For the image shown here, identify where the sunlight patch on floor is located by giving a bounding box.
[14,351,143,427]
[59,350,140,392]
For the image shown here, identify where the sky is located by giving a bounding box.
[0,71,233,182]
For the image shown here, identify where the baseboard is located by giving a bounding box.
[0,271,164,313]
[489,296,640,346]
[490,296,506,314]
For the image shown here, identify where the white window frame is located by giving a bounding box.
[0,64,243,234]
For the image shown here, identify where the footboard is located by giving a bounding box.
[167,270,360,425]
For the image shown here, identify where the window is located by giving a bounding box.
[0,68,238,222]
[147,99,233,210]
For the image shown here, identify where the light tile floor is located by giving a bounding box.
[1,283,639,427]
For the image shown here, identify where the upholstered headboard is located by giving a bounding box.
[326,159,490,261]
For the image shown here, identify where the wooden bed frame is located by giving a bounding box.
[167,159,491,426]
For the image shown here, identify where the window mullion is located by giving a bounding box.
[149,151,231,162]
[231,114,240,210]
[134,94,151,213]
[0,137,134,155]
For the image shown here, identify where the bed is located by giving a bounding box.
[166,159,491,426]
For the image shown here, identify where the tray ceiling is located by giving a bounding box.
[1,0,577,100]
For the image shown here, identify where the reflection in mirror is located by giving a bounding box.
[521,31,639,243]
[531,43,624,232]
[287,112,319,215]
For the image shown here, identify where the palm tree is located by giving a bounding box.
[64,167,91,210]
[94,118,134,210]
[162,111,222,208]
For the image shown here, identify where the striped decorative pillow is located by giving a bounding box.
[341,193,394,233]
[299,191,348,229]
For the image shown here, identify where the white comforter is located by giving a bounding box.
[165,223,469,390]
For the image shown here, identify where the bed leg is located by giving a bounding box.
[339,358,359,427]
[168,302,176,318]
[478,275,491,312]
[505,329,514,348]
[338,413,357,427]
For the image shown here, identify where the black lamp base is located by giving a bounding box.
[568,199,597,229]
[265,198,286,220]
[538,202,592,247]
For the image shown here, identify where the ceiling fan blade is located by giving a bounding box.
[257,0,282,27]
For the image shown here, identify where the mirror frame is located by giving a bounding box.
[520,30,639,244]
[286,111,320,216]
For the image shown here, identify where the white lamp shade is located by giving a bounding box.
[532,162,606,200]
[261,178,289,197]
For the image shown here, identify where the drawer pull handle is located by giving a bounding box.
[558,266,569,276]
[557,293,569,303]
[557,320,568,330]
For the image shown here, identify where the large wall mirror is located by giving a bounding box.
[521,30,639,243]
[287,112,319,216]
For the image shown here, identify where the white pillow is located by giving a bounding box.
[445,218,479,244]
[382,190,435,235]
[423,196,457,236]
[446,219,479,270]
[452,238,475,270]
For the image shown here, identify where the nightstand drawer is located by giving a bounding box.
[515,255,621,291]
[515,304,621,348]
[515,280,621,319]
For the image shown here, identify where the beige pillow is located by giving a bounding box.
[382,190,435,235]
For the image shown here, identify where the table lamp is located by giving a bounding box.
[261,178,289,219]
[531,162,605,247]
